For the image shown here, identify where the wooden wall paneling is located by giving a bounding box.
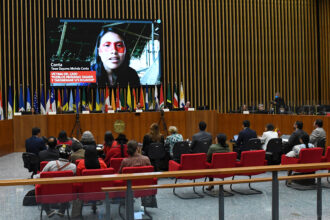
[0,120,14,156]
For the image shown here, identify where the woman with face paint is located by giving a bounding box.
[91,28,140,87]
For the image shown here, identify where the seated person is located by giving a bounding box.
[38,136,59,162]
[235,120,257,148]
[165,126,183,157]
[34,145,76,217]
[142,123,164,156]
[241,104,249,113]
[273,92,286,113]
[104,134,128,167]
[70,139,85,164]
[119,140,151,173]
[57,130,72,146]
[103,131,118,164]
[80,130,96,148]
[76,145,107,176]
[206,133,230,191]
[256,104,268,114]
[310,119,326,146]
[286,134,314,158]
[259,124,278,150]
[284,121,308,153]
[25,127,46,156]
[184,101,191,111]
[190,121,212,153]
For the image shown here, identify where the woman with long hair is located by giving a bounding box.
[142,123,164,155]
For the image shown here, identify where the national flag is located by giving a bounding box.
[100,88,104,112]
[154,85,159,110]
[40,88,46,115]
[7,86,13,119]
[13,90,16,113]
[62,87,68,111]
[57,89,61,109]
[173,84,178,108]
[50,87,56,112]
[120,88,125,110]
[166,83,172,107]
[46,89,50,114]
[139,86,144,109]
[19,86,25,112]
[126,84,132,111]
[105,86,110,112]
[132,88,137,110]
[0,89,4,120]
[95,88,101,111]
[111,88,116,110]
[179,82,185,108]
[69,89,74,111]
[81,87,86,110]
[33,90,39,114]
[75,86,80,112]
[159,84,164,109]
[26,86,31,111]
[148,87,153,110]
[145,85,149,110]
[116,85,120,110]
[87,86,93,111]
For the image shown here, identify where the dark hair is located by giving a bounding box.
[48,136,57,149]
[300,134,310,149]
[58,145,72,159]
[58,130,69,142]
[216,133,228,147]
[104,131,114,147]
[315,119,323,128]
[295,121,303,129]
[71,140,83,152]
[84,145,101,169]
[116,134,128,157]
[32,127,40,136]
[243,120,250,128]
[266,124,274,131]
[199,121,207,131]
[127,140,138,156]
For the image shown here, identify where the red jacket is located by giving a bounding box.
[104,144,128,167]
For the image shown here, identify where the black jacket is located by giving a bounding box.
[236,128,257,147]
[25,136,46,156]
[288,129,308,149]
[38,148,59,162]
[191,131,213,152]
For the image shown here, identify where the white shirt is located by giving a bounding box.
[259,131,279,150]
[286,143,315,158]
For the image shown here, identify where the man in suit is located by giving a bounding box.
[38,136,59,161]
[310,119,326,146]
[191,121,212,153]
[25,127,46,156]
[236,120,257,149]
[285,121,308,153]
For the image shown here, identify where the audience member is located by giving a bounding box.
[103,131,118,157]
[206,133,230,191]
[57,130,72,146]
[190,121,212,152]
[259,124,279,150]
[35,145,76,217]
[104,134,128,167]
[236,120,257,148]
[70,139,85,164]
[142,123,164,156]
[38,136,59,162]
[25,127,46,155]
[286,134,314,158]
[285,121,308,153]
[309,119,326,146]
[119,140,151,173]
[165,126,183,157]
[76,145,107,176]
[80,131,96,147]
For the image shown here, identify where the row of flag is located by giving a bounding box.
[0,83,186,120]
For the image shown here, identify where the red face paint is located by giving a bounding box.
[100,41,125,53]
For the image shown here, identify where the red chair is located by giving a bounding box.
[169,153,208,199]
[321,147,330,183]
[203,152,237,196]
[230,150,266,195]
[39,161,49,171]
[75,159,83,166]
[282,147,323,189]
[109,158,125,173]
[35,170,76,219]
[79,168,115,213]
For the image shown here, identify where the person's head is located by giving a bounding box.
[294,121,303,130]
[243,120,250,128]
[80,131,96,145]
[185,101,191,107]
[300,134,310,148]
[104,131,114,146]
[149,123,162,142]
[58,130,68,142]
[216,133,227,146]
[241,104,248,111]
[199,121,207,131]
[58,144,73,160]
[116,133,128,144]
[168,126,178,135]
[314,119,323,128]
[47,136,57,149]
[127,140,138,156]
[71,140,83,152]
[84,145,100,169]
[258,104,264,111]
[32,127,41,136]
[266,124,274,132]
[275,92,280,98]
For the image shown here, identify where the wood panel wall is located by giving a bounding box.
[0,120,13,156]
[319,0,330,105]
[0,0,329,114]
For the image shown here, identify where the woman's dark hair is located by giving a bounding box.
[149,123,162,142]
[315,119,323,128]
[58,130,69,142]
[48,136,57,149]
[84,145,101,169]
[216,133,228,148]
[116,134,128,157]
[127,140,138,156]
[104,131,114,147]
[266,124,274,131]
[300,134,310,149]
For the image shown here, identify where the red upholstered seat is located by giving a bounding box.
[109,157,125,173]
[39,161,49,171]
[75,159,83,166]
[321,147,330,162]
[206,152,237,179]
